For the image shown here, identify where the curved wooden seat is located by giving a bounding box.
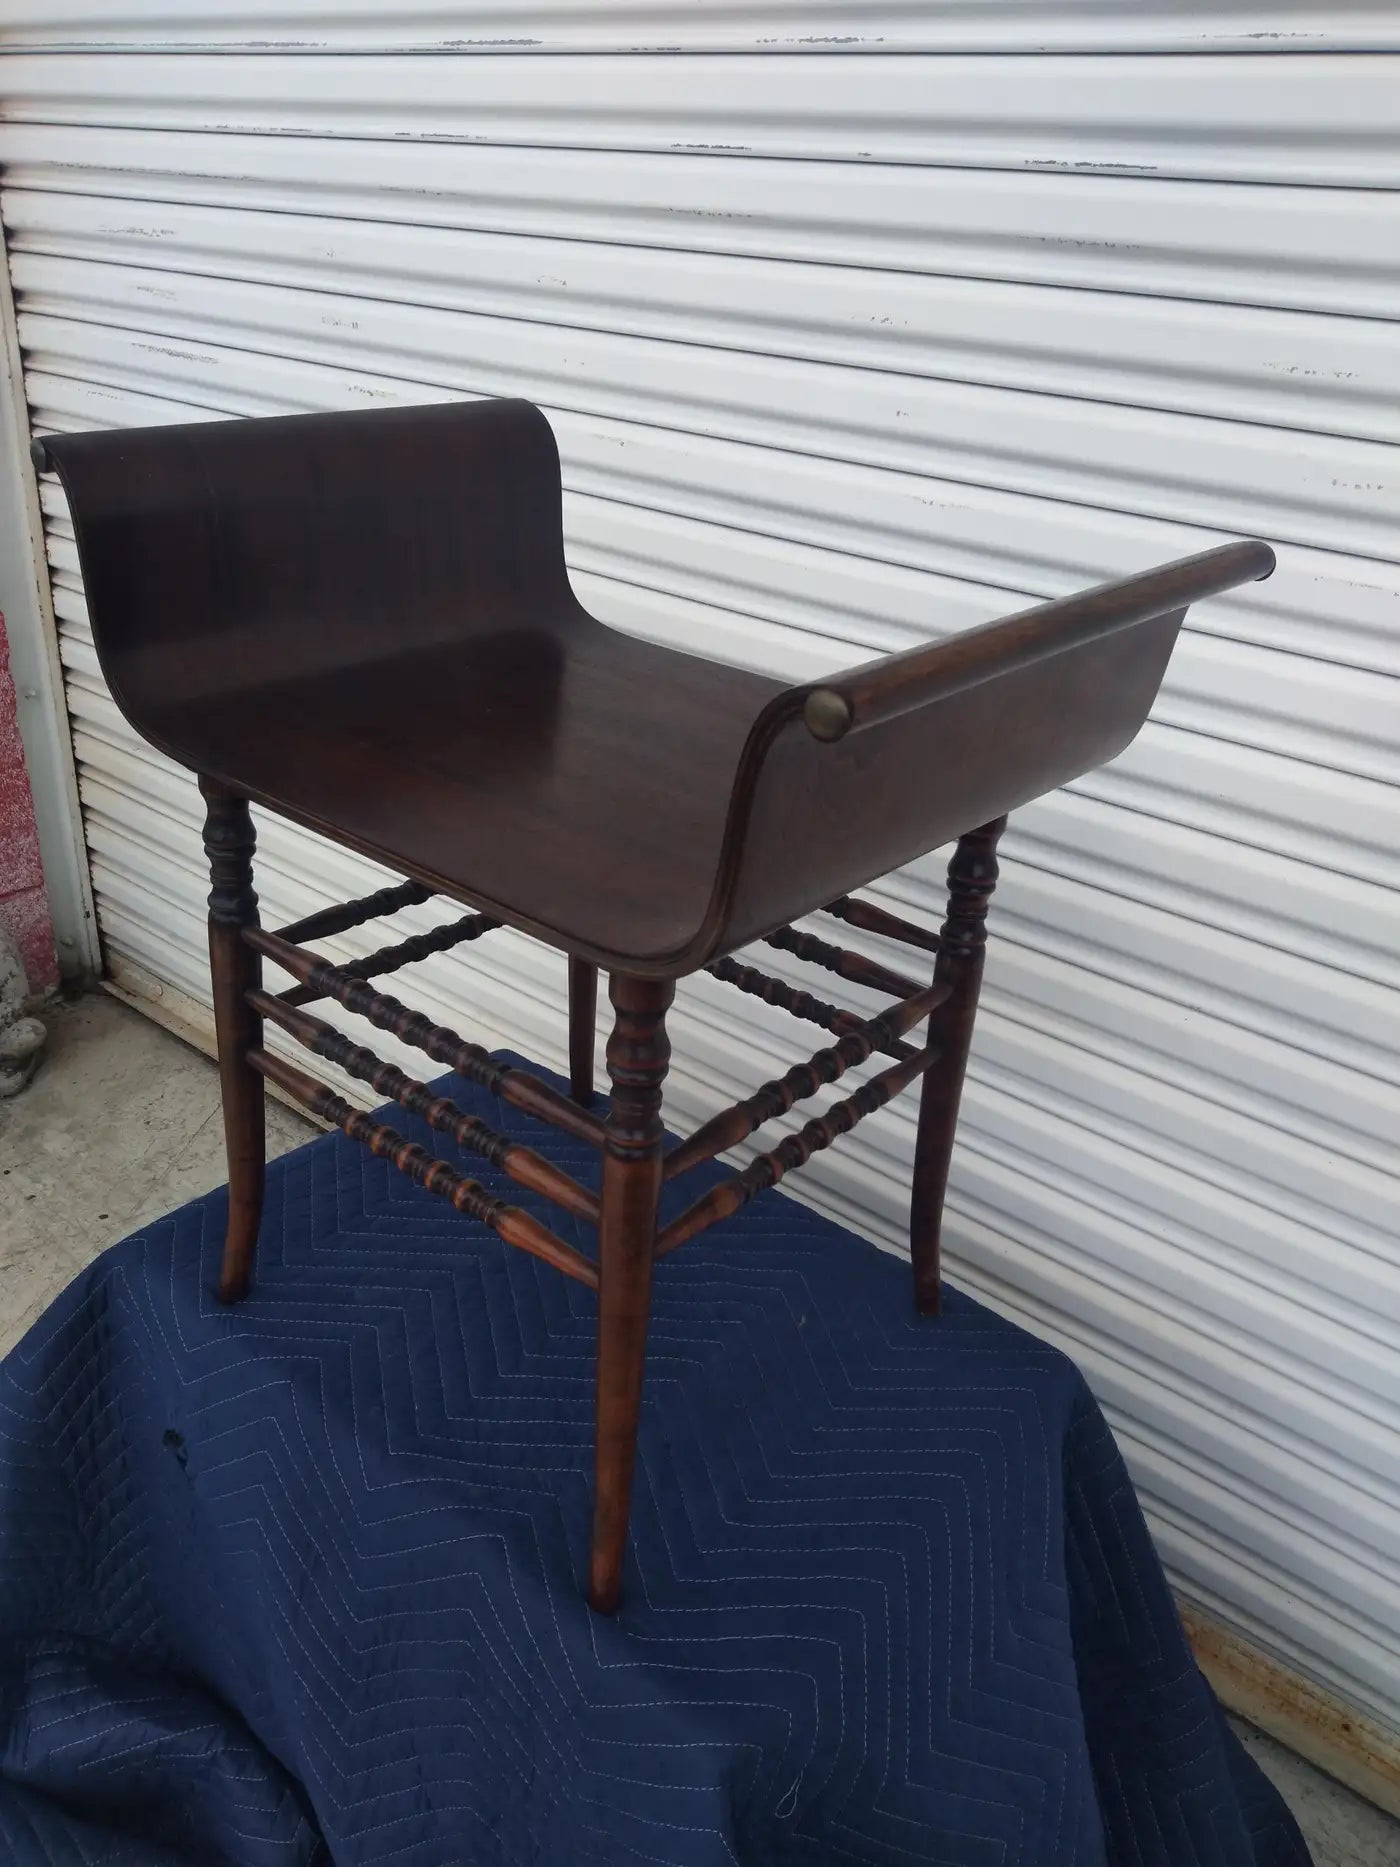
[41,395,1275,1614]
[42,398,1270,974]
[144,613,783,971]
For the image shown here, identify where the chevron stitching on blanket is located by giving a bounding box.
[0,1056,1310,1867]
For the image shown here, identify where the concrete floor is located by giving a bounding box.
[2,991,1397,1866]
[0,990,315,1356]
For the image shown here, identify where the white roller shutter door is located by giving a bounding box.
[2,5,1397,1765]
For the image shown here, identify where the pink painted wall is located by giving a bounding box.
[0,606,58,994]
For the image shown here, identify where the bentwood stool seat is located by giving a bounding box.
[40,397,1275,1612]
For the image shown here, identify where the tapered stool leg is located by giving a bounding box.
[589,973,674,1613]
[200,778,266,1304]
[568,956,598,1107]
[909,817,1007,1316]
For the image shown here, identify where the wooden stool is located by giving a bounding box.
[40,399,1273,1612]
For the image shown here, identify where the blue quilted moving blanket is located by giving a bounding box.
[0,1057,1309,1865]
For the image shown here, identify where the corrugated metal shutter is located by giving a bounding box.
[3,6,1398,1745]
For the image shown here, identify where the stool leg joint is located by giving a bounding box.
[589,974,674,1614]
[199,778,266,1305]
[568,956,598,1108]
[910,816,1007,1317]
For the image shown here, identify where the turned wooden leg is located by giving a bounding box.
[909,816,1007,1317]
[589,973,674,1614]
[200,778,266,1305]
[568,955,598,1107]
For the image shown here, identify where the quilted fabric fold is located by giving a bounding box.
[0,1056,1310,1865]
